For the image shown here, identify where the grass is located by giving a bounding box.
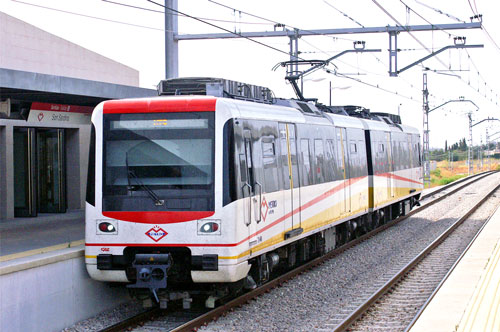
[429,159,498,187]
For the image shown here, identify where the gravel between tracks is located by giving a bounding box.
[349,190,500,331]
[62,301,145,332]
[198,173,500,332]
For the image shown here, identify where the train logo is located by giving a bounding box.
[145,226,168,242]
[261,197,269,222]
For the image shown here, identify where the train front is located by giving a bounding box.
[85,96,245,304]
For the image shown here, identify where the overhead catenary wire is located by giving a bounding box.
[397,1,500,109]
[206,0,359,43]
[331,70,420,103]
[371,0,449,71]
[205,0,424,103]
[463,0,500,55]
[11,0,170,32]
[206,0,362,64]
[101,0,271,25]
[322,0,365,28]
[320,1,431,98]
[414,0,466,23]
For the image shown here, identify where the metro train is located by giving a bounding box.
[85,78,423,308]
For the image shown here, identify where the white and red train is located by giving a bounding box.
[85,78,422,306]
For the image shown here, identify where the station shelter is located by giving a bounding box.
[0,12,156,220]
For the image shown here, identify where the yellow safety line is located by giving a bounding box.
[0,239,84,262]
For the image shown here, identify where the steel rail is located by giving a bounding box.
[99,307,162,332]
[98,171,496,332]
[403,203,500,332]
[332,180,500,332]
[420,170,494,200]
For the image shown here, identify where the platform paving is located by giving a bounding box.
[409,204,500,332]
[0,210,84,261]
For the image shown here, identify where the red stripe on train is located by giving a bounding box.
[102,97,216,114]
[376,172,423,185]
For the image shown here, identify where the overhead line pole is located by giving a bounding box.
[422,73,430,187]
[165,0,178,79]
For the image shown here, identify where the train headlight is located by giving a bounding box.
[96,220,118,234]
[197,220,221,235]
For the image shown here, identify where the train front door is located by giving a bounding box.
[242,129,259,253]
[279,123,302,238]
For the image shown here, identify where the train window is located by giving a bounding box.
[350,143,357,154]
[300,139,313,186]
[102,111,215,212]
[280,138,290,190]
[245,139,253,169]
[314,139,325,183]
[325,139,336,181]
[239,154,248,183]
[392,141,399,171]
[401,142,407,169]
[86,124,96,206]
[416,143,420,167]
[223,120,236,206]
[262,139,279,193]
[262,142,275,157]
[378,143,384,153]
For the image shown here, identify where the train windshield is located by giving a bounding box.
[102,111,215,211]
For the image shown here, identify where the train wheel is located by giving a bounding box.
[372,211,381,229]
[335,224,348,247]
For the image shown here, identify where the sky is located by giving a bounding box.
[2,0,500,149]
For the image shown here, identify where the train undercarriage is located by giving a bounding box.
[120,195,420,309]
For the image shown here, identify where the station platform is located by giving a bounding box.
[409,204,500,332]
[0,210,84,262]
[0,210,132,332]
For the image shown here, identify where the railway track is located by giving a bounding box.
[333,175,500,332]
[97,171,498,332]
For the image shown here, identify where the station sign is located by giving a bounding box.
[28,102,93,125]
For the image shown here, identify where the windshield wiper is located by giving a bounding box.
[125,152,164,206]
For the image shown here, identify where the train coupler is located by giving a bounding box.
[127,253,173,303]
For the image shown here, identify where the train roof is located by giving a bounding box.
[219,98,307,124]
[113,77,420,136]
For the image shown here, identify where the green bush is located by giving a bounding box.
[431,169,442,177]
[437,175,466,186]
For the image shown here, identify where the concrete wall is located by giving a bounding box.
[0,126,6,219]
[0,248,130,332]
[79,126,92,210]
[0,12,139,86]
[65,125,91,210]
[0,125,14,219]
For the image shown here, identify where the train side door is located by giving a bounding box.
[279,123,302,238]
[387,132,395,197]
[241,129,259,250]
[336,128,351,214]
